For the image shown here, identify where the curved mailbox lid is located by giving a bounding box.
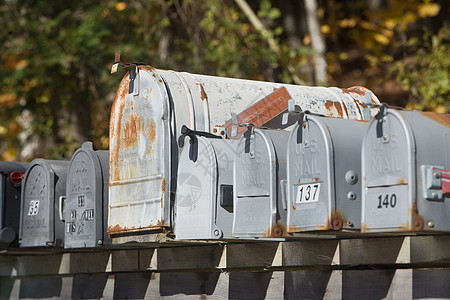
[19,159,69,247]
[175,136,235,240]
[233,128,289,238]
[287,115,368,233]
[0,161,30,247]
[65,142,109,248]
[361,109,416,232]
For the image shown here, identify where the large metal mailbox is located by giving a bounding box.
[0,162,29,248]
[108,65,380,238]
[362,108,450,233]
[65,142,110,248]
[286,115,368,233]
[19,159,69,247]
[175,127,236,240]
[233,128,290,238]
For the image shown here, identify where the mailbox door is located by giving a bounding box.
[287,116,334,232]
[109,69,172,235]
[362,109,416,232]
[20,162,54,247]
[233,129,276,238]
[175,137,219,240]
[65,144,103,248]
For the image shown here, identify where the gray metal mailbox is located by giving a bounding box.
[0,162,29,248]
[108,65,379,240]
[233,128,290,238]
[19,159,69,247]
[175,126,236,240]
[362,108,450,233]
[286,114,368,234]
[65,142,110,248]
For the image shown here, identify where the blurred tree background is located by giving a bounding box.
[0,0,448,160]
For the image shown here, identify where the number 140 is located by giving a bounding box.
[377,194,397,209]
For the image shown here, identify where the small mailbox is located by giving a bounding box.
[233,128,290,238]
[175,126,236,240]
[19,159,70,247]
[286,114,368,234]
[0,162,29,248]
[65,142,110,248]
[362,108,450,233]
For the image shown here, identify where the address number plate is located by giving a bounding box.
[296,183,321,204]
[28,200,40,216]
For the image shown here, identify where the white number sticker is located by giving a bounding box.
[28,200,40,216]
[296,183,321,204]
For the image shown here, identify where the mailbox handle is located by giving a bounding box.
[59,196,66,222]
[423,165,450,201]
[178,125,220,162]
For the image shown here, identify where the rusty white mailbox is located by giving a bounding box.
[108,65,379,240]
[0,162,29,248]
[175,126,236,240]
[19,159,70,247]
[286,114,368,234]
[362,108,450,233]
[233,128,290,238]
[65,142,110,248]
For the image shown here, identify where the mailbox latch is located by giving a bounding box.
[178,125,221,162]
[422,165,450,201]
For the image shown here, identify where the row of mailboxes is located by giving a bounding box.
[1,107,449,248]
[174,107,450,240]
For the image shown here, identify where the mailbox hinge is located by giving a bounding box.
[422,165,450,201]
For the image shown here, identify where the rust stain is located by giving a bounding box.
[333,102,343,118]
[161,177,166,208]
[361,223,370,233]
[199,83,208,101]
[421,112,450,128]
[223,87,292,138]
[107,221,170,235]
[341,102,349,117]
[396,178,408,185]
[140,65,157,72]
[148,119,157,144]
[410,201,424,231]
[262,222,287,238]
[287,224,305,233]
[298,178,301,184]
[292,201,296,211]
[123,114,138,149]
[317,210,346,231]
[107,224,124,233]
[110,72,130,182]
[353,99,362,116]
[314,177,319,182]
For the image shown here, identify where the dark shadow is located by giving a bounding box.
[70,251,110,273]
[413,269,450,299]
[342,269,396,300]
[71,273,108,299]
[0,277,15,299]
[285,270,332,300]
[16,253,63,276]
[19,276,62,298]
[160,272,220,296]
[229,272,273,300]
[114,272,152,299]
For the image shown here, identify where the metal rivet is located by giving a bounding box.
[434,172,440,179]
[432,192,439,199]
[304,140,308,146]
[98,239,103,245]
[347,221,354,227]
[428,221,435,228]
[347,191,356,200]
[383,135,387,140]
[214,230,220,236]
[213,128,218,133]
